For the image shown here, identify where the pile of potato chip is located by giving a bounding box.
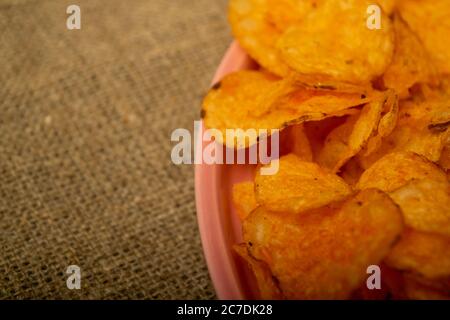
[202,0,450,299]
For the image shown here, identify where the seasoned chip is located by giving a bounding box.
[277,0,394,83]
[255,154,352,213]
[233,244,283,299]
[377,0,396,15]
[287,73,375,96]
[364,91,399,156]
[289,124,313,161]
[398,0,450,75]
[390,179,450,237]
[203,70,374,148]
[266,0,322,32]
[233,182,258,221]
[244,189,403,299]
[229,0,290,76]
[359,98,450,167]
[382,15,437,98]
[439,142,450,171]
[357,151,447,192]
[318,100,384,172]
[385,229,450,280]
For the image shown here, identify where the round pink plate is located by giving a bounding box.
[195,42,259,300]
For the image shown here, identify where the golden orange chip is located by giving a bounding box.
[289,124,313,161]
[385,229,450,280]
[357,151,447,192]
[244,189,403,299]
[439,141,450,171]
[359,98,450,167]
[266,0,322,32]
[318,100,384,172]
[382,15,437,98]
[203,70,374,148]
[229,0,290,76]
[286,73,375,96]
[255,154,352,214]
[277,0,394,83]
[390,179,450,237]
[377,0,397,15]
[398,0,450,75]
[364,91,399,156]
[232,182,258,221]
[233,244,283,299]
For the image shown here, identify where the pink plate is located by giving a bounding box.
[195,42,259,300]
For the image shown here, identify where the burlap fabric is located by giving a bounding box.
[0,0,231,299]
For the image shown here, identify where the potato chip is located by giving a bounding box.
[229,0,290,76]
[390,179,450,237]
[255,154,352,213]
[286,73,377,98]
[357,151,448,192]
[317,115,359,171]
[363,90,399,156]
[318,100,384,172]
[203,70,375,148]
[377,0,396,15]
[439,141,450,171]
[382,15,437,98]
[359,98,450,167]
[232,182,258,221]
[304,116,349,159]
[266,0,322,32]
[385,229,450,280]
[397,0,450,75]
[244,189,403,299]
[289,124,313,161]
[233,244,283,299]
[277,0,394,83]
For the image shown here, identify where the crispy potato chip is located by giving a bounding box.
[398,0,450,75]
[357,151,448,192]
[318,100,384,172]
[317,115,359,172]
[364,91,399,156]
[385,229,450,280]
[266,0,322,32]
[289,124,313,161]
[255,154,352,213]
[229,0,290,76]
[382,15,437,98]
[277,0,394,83]
[304,116,349,159]
[233,244,283,299]
[286,73,375,95]
[359,98,450,167]
[244,189,403,299]
[377,0,396,15]
[203,70,375,148]
[439,141,450,171]
[233,182,258,221]
[390,179,450,236]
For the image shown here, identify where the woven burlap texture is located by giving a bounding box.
[0,0,231,299]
